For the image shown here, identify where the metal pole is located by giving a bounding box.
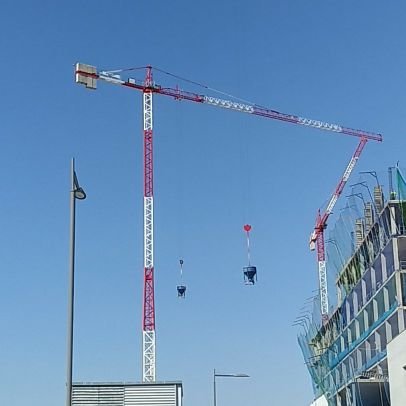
[66,158,76,406]
[388,167,394,198]
[213,369,217,406]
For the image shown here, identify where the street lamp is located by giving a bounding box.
[388,166,396,199]
[326,238,346,268]
[359,171,380,188]
[66,158,86,406]
[213,369,249,406]
[346,192,366,208]
[351,182,375,211]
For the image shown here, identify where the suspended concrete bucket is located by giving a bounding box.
[177,285,187,298]
[243,266,257,285]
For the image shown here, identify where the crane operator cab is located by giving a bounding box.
[243,265,257,285]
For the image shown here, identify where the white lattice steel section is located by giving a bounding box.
[143,330,156,382]
[144,197,153,269]
[144,92,153,132]
[318,260,328,316]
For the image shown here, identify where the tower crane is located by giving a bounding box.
[74,63,383,381]
[308,136,376,323]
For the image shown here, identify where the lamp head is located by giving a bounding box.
[74,187,86,200]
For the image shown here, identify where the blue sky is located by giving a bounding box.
[1,1,406,405]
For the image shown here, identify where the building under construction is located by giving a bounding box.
[299,167,406,406]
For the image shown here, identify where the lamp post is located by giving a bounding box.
[213,369,249,406]
[388,167,396,199]
[359,171,380,188]
[346,192,366,209]
[326,238,346,269]
[350,182,376,212]
[66,158,86,406]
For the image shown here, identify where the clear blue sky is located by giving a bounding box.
[1,1,405,405]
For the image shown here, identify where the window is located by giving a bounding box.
[380,208,391,241]
[368,334,377,359]
[374,258,383,289]
[335,367,342,387]
[357,311,365,337]
[394,204,406,234]
[344,358,352,380]
[350,322,357,343]
[386,276,397,308]
[341,362,347,383]
[403,310,406,332]
[342,331,348,350]
[383,242,395,277]
[397,237,406,266]
[375,290,386,318]
[361,278,367,305]
[359,346,367,368]
[377,324,387,351]
[365,302,375,328]
[388,313,399,340]
[353,284,362,313]
[348,295,354,321]
[364,271,373,302]
[402,273,406,306]
[349,354,357,373]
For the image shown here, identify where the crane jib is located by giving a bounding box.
[202,95,382,140]
[76,67,383,142]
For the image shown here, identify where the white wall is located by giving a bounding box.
[309,395,328,406]
[387,329,406,406]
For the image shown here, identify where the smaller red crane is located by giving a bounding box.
[309,137,371,322]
